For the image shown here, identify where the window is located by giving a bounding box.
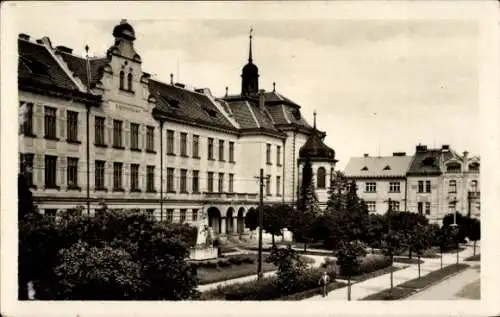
[67,157,79,189]
[167,130,175,154]
[192,135,200,158]
[277,146,281,166]
[418,181,424,193]
[113,162,123,190]
[94,116,105,146]
[130,164,139,191]
[218,173,224,192]
[469,162,479,172]
[180,209,187,223]
[471,180,478,193]
[425,180,431,193]
[20,153,34,186]
[390,200,400,212]
[425,202,431,215]
[95,160,105,189]
[66,111,79,142]
[130,123,140,150]
[146,126,155,152]
[166,209,174,223]
[218,140,225,161]
[229,141,235,162]
[366,201,376,212]
[180,132,187,156]
[446,163,461,173]
[44,106,57,139]
[208,138,214,160]
[448,201,456,213]
[45,209,57,222]
[113,120,123,148]
[266,174,271,196]
[127,73,133,91]
[389,182,401,193]
[192,209,199,222]
[207,172,214,192]
[266,143,271,164]
[229,173,234,193]
[119,71,125,90]
[145,209,155,221]
[449,180,457,193]
[317,167,326,189]
[276,176,281,196]
[146,165,155,192]
[417,202,423,215]
[365,182,376,193]
[167,168,175,192]
[20,102,34,136]
[44,155,58,188]
[192,170,200,193]
[180,169,188,193]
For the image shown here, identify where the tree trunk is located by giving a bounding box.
[272,234,275,247]
[390,254,394,290]
[473,240,476,256]
[347,276,351,301]
[408,248,412,259]
[440,246,443,269]
[371,246,374,254]
[304,242,307,252]
[417,255,421,278]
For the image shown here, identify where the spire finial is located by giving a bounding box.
[170,73,174,85]
[84,44,91,92]
[313,110,317,129]
[273,82,276,92]
[248,27,253,63]
[225,86,228,96]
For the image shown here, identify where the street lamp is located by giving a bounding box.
[450,207,459,264]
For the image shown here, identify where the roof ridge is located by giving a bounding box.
[281,104,292,124]
[245,101,260,128]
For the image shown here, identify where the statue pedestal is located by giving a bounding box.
[189,245,218,261]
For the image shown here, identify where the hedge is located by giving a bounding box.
[338,255,392,278]
[465,254,480,261]
[200,266,337,300]
[398,263,469,289]
[361,287,416,300]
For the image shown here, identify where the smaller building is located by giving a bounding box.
[344,152,413,214]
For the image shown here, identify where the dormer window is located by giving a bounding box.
[119,71,125,90]
[383,165,391,171]
[422,157,435,166]
[469,162,480,172]
[361,166,368,171]
[446,162,461,173]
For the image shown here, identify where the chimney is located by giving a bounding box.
[416,144,428,152]
[174,82,185,88]
[18,33,30,41]
[442,144,450,151]
[38,36,53,48]
[363,153,369,157]
[55,46,74,54]
[259,89,266,111]
[393,152,406,156]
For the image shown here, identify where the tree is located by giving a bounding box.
[325,171,349,214]
[388,211,428,259]
[442,212,469,243]
[467,218,480,256]
[334,240,366,300]
[262,203,293,246]
[364,214,386,253]
[244,208,259,231]
[266,246,307,295]
[292,159,320,251]
[409,223,433,278]
[433,225,455,269]
[19,208,199,300]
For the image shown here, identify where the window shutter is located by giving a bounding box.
[124,120,130,148]
[58,109,66,140]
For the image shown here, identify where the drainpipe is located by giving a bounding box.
[404,177,408,211]
[282,138,286,204]
[292,128,297,207]
[86,104,91,215]
[160,120,164,221]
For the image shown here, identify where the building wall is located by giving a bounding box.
[282,130,308,203]
[297,160,336,208]
[353,178,408,214]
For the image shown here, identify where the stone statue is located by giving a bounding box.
[195,210,213,247]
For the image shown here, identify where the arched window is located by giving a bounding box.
[446,162,461,173]
[127,72,133,91]
[119,71,125,90]
[317,167,326,189]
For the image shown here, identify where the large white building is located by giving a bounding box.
[18,19,336,239]
[344,144,480,224]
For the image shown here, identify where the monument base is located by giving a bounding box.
[189,246,218,261]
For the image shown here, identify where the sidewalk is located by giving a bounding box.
[306,245,476,301]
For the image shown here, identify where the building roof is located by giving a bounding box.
[225,100,278,131]
[56,51,108,88]
[299,128,336,162]
[344,155,414,178]
[407,145,463,176]
[149,80,236,131]
[18,39,79,91]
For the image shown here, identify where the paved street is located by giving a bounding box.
[306,245,478,301]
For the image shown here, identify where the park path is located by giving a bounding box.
[306,245,477,301]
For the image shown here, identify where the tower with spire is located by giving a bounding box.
[241,28,259,96]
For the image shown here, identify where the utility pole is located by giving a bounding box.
[84,45,91,215]
[384,197,394,291]
[255,168,265,280]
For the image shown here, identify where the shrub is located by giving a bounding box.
[321,257,336,268]
[338,254,391,277]
[229,257,243,265]
[218,260,231,268]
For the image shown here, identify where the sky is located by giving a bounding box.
[8,2,482,170]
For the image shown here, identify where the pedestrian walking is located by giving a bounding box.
[318,271,330,297]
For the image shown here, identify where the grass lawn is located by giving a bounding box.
[465,254,480,261]
[361,263,470,300]
[197,256,276,285]
[348,265,406,282]
[282,282,346,300]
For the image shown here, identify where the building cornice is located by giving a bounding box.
[19,78,101,106]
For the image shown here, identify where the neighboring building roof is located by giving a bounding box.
[344,155,414,178]
[57,52,108,88]
[18,39,79,91]
[149,79,236,131]
[299,128,336,162]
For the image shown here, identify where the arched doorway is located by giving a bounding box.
[237,207,245,234]
[226,207,234,234]
[207,207,222,234]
